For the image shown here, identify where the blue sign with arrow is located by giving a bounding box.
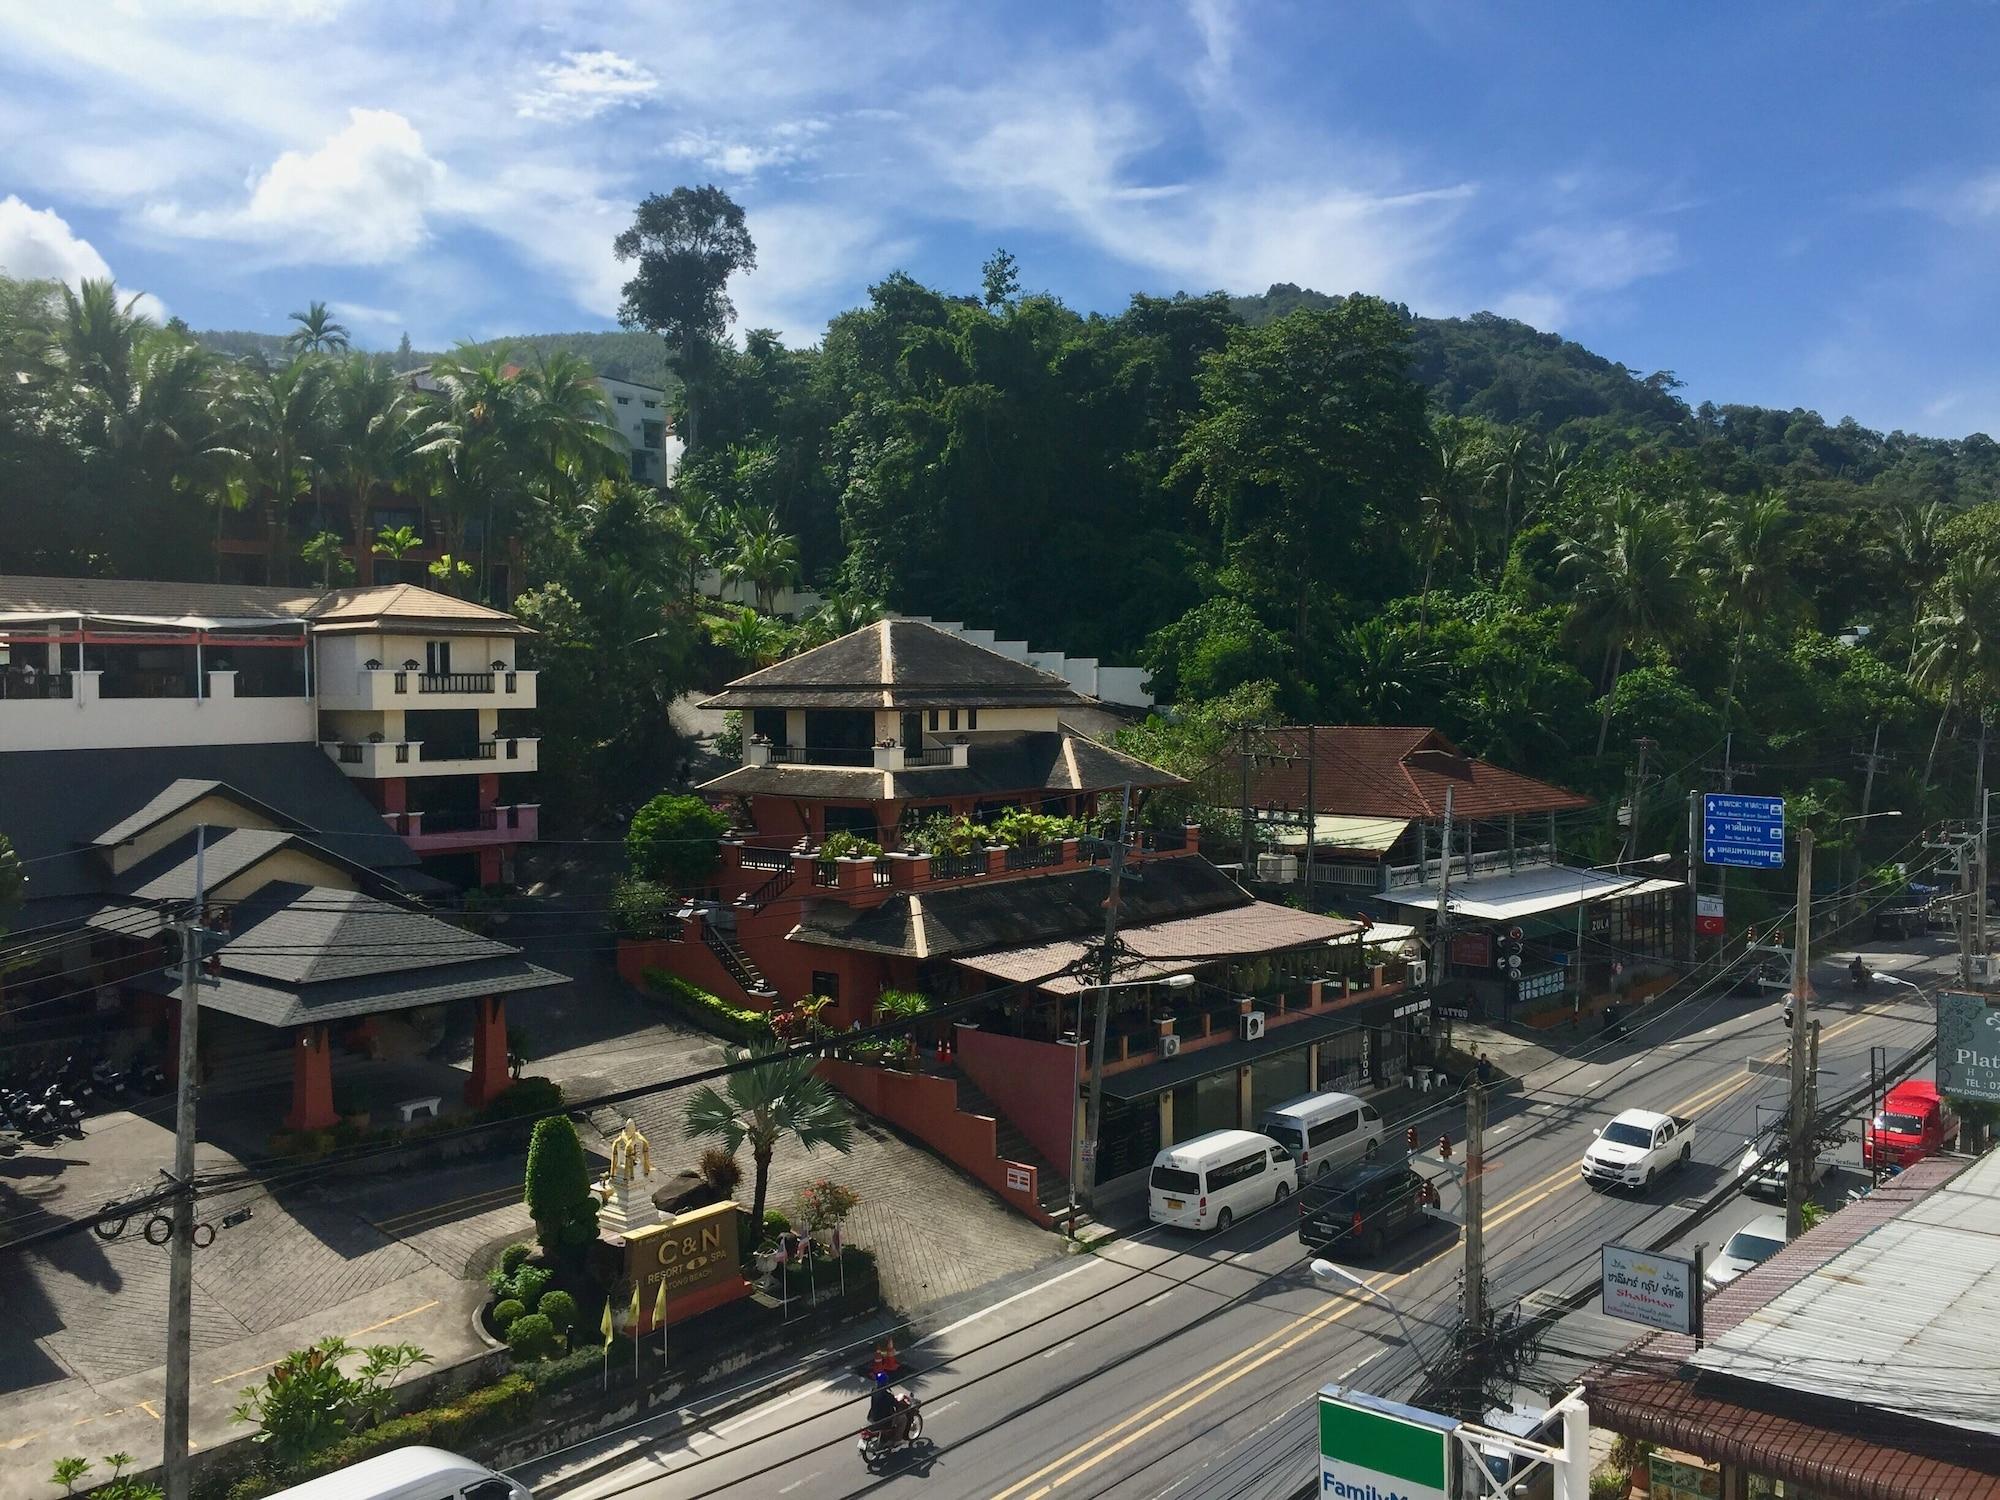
[1704,793,1786,870]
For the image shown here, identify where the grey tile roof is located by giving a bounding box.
[0,574,320,621]
[0,744,418,909]
[791,856,1248,959]
[700,729,1180,799]
[700,620,1094,711]
[92,780,241,848]
[113,828,387,905]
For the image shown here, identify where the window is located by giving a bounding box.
[1207,1151,1268,1190]
[643,398,658,409]
[463,1482,514,1500]
[967,708,978,729]
[1151,1166,1200,1194]
[812,971,839,1002]
[616,394,631,405]
[928,709,939,731]
[948,709,959,731]
[425,640,451,676]
[1309,1112,1358,1148]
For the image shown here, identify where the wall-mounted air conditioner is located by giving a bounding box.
[1407,959,1429,986]
[1239,1011,1266,1041]
[1159,1033,1182,1058]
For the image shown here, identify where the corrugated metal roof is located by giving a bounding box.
[1271,814,1410,851]
[1382,866,1683,921]
[1688,1149,2000,1436]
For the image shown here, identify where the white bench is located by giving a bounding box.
[396,1096,442,1124]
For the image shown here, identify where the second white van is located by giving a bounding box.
[1259,1091,1383,1179]
[263,1447,531,1500]
[1148,1129,1297,1231]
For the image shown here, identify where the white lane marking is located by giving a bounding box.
[930,1399,961,1414]
[778,1471,822,1494]
[713,1376,834,1435]
[1142,1290,1174,1308]
[1334,1346,1389,1384]
[1041,1338,1080,1360]
[919,1253,1114,1345]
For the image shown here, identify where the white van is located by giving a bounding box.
[1259,1091,1384,1180]
[1148,1128,1297,1231]
[266,1447,531,1500]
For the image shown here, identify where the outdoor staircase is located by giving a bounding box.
[954,1074,1092,1233]
[702,923,776,1000]
[736,864,796,912]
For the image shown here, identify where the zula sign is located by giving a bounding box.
[1695,893,1725,937]
[1318,1388,1454,1500]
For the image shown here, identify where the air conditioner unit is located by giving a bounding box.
[1158,1034,1182,1058]
[1407,959,1429,987]
[1239,1011,1266,1041]
[1256,851,1300,883]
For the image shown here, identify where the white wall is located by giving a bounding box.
[0,674,313,755]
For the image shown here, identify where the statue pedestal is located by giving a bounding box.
[598,1175,662,1236]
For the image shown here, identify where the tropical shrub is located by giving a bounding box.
[609,877,676,939]
[230,1337,430,1471]
[816,830,882,861]
[490,1299,525,1332]
[874,989,932,1022]
[793,1179,860,1239]
[509,1265,551,1312]
[505,1313,559,1362]
[499,1242,533,1279]
[537,1289,578,1338]
[626,793,728,889]
[641,969,772,1041]
[700,1147,743,1194]
[481,1076,563,1120]
[523,1116,599,1257]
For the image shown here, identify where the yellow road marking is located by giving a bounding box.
[0,1431,43,1450]
[209,1300,444,1384]
[990,1267,1415,1500]
[137,1401,162,1424]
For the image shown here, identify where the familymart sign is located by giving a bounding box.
[1319,1388,1457,1500]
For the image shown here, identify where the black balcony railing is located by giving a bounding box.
[873,858,893,888]
[739,846,792,871]
[418,741,494,763]
[768,745,874,767]
[1004,843,1062,871]
[813,861,841,888]
[418,807,492,834]
[418,672,495,694]
[931,852,985,881]
[0,671,72,700]
[335,743,363,764]
[906,747,952,767]
[504,672,518,693]
[1138,826,1188,853]
[97,671,194,700]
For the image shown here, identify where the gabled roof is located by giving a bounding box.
[699,726,1181,799]
[116,827,387,904]
[0,574,527,635]
[1248,726,1591,822]
[304,584,531,637]
[699,619,1093,712]
[93,778,304,850]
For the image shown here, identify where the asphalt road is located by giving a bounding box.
[542,941,1950,1500]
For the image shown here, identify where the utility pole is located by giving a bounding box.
[1462,1082,1486,1356]
[1434,787,1455,995]
[1081,784,1134,1204]
[1685,789,1700,973]
[1978,779,1991,965]
[1785,826,1813,1240]
[1960,837,1975,987]
[1623,737,1656,866]
[1851,726,1886,914]
[1703,734,1760,961]
[1303,725,1318,913]
[1238,725,1253,878]
[163,829,206,1500]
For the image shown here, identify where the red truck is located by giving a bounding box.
[1863,1080,1960,1170]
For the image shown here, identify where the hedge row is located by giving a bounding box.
[220,1375,535,1500]
[640,970,771,1042]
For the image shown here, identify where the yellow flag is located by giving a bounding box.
[600,1296,614,1348]
[653,1275,669,1327]
[629,1280,642,1327]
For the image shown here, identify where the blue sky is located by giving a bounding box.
[1,1,1995,435]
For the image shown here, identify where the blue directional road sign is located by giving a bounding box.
[1704,793,1786,870]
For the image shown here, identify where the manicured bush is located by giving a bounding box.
[626,794,728,889]
[524,1115,598,1258]
[505,1313,559,1362]
[521,1344,602,1393]
[499,1242,533,1279]
[482,1076,563,1120]
[537,1289,577,1337]
[609,877,676,940]
[762,1209,791,1241]
[510,1265,551,1312]
[298,1375,535,1479]
[640,970,772,1041]
[490,1299,525,1332]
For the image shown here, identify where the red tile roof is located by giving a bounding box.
[1247,725,1591,821]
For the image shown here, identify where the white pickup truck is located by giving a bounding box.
[1581,1108,1696,1191]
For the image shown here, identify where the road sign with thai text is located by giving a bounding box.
[1703,794,1785,870]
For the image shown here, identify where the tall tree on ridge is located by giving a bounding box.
[286,300,351,354]
[325,355,415,586]
[613,185,756,457]
[1559,489,1695,756]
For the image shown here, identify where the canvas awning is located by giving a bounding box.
[952,901,1363,995]
[1271,815,1409,853]
[1381,866,1683,922]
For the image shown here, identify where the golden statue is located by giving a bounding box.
[609,1117,653,1183]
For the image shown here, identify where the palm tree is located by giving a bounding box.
[1876,502,1950,670]
[215,356,329,584]
[1341,618,1444,722]
[286,301,350,354]
[708,606,792,667]
[1913,544,2000,783]
[796,589,884,649]
[684,1043,854,1238]
[413,350,533,598]
[720,510,801,613]
[1415,420,1491,613]
[1704,490,1795,717]
[56,278,151,411]
[371,523,423,575]
[1559,489,1696,755]
[325,355,414,584]
[1486,429,1537,571]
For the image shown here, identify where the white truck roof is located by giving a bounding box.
[1608,1107,1674,1130]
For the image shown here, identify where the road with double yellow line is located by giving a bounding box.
[546,952,1943,1500]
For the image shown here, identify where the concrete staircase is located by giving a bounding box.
[954,1074,1093,1234]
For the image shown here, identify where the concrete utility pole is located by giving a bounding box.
[1238,725,1253,878]
[1979,784,1992,964]
[1685,789,1700,972]
[1851,726,1886,913]
[1082,784,1134,1203]
[1302,725,1318,913]
[163,830,206,1500]
[1462,1082,1486,1352]
[1960,837,1976,987]
[1623,737,1655,866]
[1785,826,1813,1239]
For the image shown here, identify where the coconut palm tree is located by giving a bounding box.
[708,606,793,667]
[1704,490,1796,717]
[411,350,532,598]
[325,355,415,585]
[215,356,329,585]
[1913,543,2000,783]
[720,510,801,613]
[1340,618,1445,722]
[684,1043,853,1238]
[1486,428,1537,572]
[1415,419,1492,613]
[286,301,350,354]
[1876,502,1950,670]
[1559,489,1696,755]
[56,278,150,411]
[796,589,884,649]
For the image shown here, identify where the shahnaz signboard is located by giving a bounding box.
[1601,1243,1699,1335]
[1937,991,2000,1105]
[1317,1388,1455,1500]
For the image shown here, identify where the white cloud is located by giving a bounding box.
[147,107,444,265]
[516,50,659,123]
[1493,218,1678,330]
[328,298,402,327]
[1900,168,2000,224]
[666,119,829,179]
[0,195,166,319]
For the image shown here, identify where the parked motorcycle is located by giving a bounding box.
[91,1059,128,1101]
[127,1061,168,1095]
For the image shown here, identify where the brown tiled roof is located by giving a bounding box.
[304,584,531,635]
[1248,726,1590,821]
[700,619,1093,711]
[700,728,1180,799]
[1584,1157,2000,1500]
[0,575,529,635]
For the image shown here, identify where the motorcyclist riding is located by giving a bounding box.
[866,1370,906,1444]
[1849,955,1868,989]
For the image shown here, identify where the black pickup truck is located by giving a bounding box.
[1296,1159,1438,1260]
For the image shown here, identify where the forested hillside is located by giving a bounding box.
[193,326,678,390]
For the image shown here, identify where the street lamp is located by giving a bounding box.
[1067,971,1196,1234]
[1310,1258,1439,1382]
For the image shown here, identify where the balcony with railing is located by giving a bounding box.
[390,803,541,852]
[4,668,310,752]
[318,666,535,711]
[741,740,972,771]
[323,738,417,776]
[716,825,1203,908]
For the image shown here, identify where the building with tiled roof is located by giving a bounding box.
[0,574,541,887]
[632,624,1425,1226]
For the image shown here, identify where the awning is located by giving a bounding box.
[1099,991,1424,1101]
[1271,815,1409,853]
[1382,866,1684,922]
[1351,921,1421,953]
[952,901,1363,995]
